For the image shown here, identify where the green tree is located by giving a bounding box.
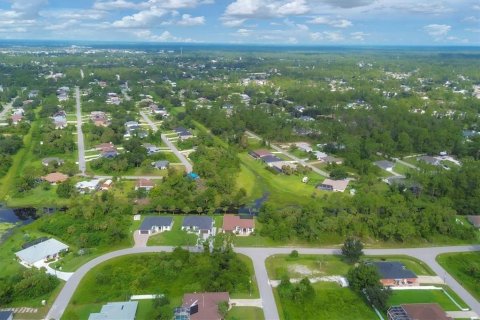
[347,263,381,292]
[341,237,364,263]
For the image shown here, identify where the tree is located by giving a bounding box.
[347,263,381,291]
[217,301,229,318]
[365,286,392,311]
[56,180,75,198]
[329,167,349,180]
[341,237,364,263]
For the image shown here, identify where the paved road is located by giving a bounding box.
[0,98,16,120]
[140,111,193,173]
[46,244,480,320]
[245,130,329,177]
[75,87,86,175]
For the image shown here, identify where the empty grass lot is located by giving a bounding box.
[275,282,376,320]
[147,215,198,246]
[437,252,480,301]
[266,254,350,279]
[388,289,462,311]
[227,307,264,320]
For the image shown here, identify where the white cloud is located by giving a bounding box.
[113,6,167,28]
[424,24,451,39]
[310,30,344,41]
[463,16,480,23]
[134,29,193,42]
[350,31,368,40]
[93,0,141,10]
[222,0,310,26]
[177,14,205,26]
[307,16,352,28]
[236,28,252,37]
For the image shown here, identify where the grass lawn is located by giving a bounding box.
[275,282,376,320]
[233,254,260,299]
[227,307,264,320]
[437,252,480,301]
[393,162,412,175]
[266,254,351,279]
[5,185,71,208]
[236,152,327,207]
[388,289,462,311]
[63,252,257,320]
[147,215,198,246]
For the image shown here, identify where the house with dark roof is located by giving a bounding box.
[249,149,272,159]
[223,214,255,236]
[372,261,418,287]
[139,217,173,235]
[152,160,169,170]
[176,292,229,320]
[175,127,194,140]
[387,303,452,320]
[261,155,282,164]
[0,311,13,320]
[375,160,395,172]
[182,216,213,235]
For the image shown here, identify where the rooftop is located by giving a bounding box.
[182,216,213,231]
[372,261,417,280]
[182,292,229,320]
[140,217,173,231]
[15,238,68,264]
[223,214,254,231]
[88,301,138,320]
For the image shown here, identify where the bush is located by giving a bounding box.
[289,250,299,258]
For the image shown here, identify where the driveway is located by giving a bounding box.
[133,231,149,248]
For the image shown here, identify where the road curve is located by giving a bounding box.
[46,246,175,320]
[46,244,480,320]
[75,87,86,175]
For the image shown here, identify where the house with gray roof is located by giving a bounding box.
[15,238,69,267]
[0,311,13,320]
[139,217,173,234]
[88,301,138,320]
[371,261,418,287]
[182,216,213,235]
[375,160,395,172]
[417,156,440,166]
[152,160,169,170]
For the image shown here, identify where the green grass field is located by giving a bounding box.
[437,252,480,301]
[388,289,462,311]
[227,307,264,320]
[147,215,198,246]
[275,282,376,320]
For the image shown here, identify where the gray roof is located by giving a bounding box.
[140,217,173,231]
[261,155,282,163]
[417,156,440,166]
[15,238,69,264]
[372,261,417,280]
[182,216,213,231]
[0,311,13,320]
[153,160,169,168]
[375,160,395,170]
[88,301,138,320]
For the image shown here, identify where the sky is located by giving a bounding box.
[0,0,478,45]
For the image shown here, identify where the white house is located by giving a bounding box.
[15,238,69,267]
[138,217,173,235]
[76,179,101,193]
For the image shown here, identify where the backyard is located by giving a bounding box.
[437,252,480,301]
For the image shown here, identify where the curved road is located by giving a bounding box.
[46,244,480,320]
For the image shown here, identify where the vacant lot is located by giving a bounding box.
[388,289,462,311]
[437,252,480,301]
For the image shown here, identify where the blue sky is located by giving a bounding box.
[0,0,478,45]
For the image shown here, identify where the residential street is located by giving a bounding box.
[245,130,329,177]
[75,87,86,175]
[46,244,480,320]
[140,111,193,173]
[0,97,16,121]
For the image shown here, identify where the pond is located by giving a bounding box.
[0,205,39,243]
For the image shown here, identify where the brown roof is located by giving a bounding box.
[96,142,116,152]
[467,215,480,228]
[402,303,451,320]
[252,149,272,158]
[182,292,229,320]
[42,172,68,184]
[136,179,155,188]
[223,214,254,232]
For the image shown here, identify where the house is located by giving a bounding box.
[371,261,418,287]
[319,155,343,165]
[375,160,395,172]
[135,179,155,191]
[11,113,23,125]
[176,292,229,320]
[88,301,138,320]
[175,127,194,140]
[295,142,312,153]
[182,216,213,235]
[316,179,349,192]
[28,90,39,99]
[96,142,118,158]
[41,157,64,167]
[100,179,113,191]
[249,149,273,159]
[76,179,101,193]
[152,160,169,170]
[52,114,67,129]
[42,172,69,184]
[0,311,13,320]
[269,161,297,173]
[15,238,69,267]
[139,217,173,234]
[417,156,440,166]
[387,303,452,320]
[467,215,480,228]
[223,214,255,236]
[144,143,161,154]
[90,111,110,127]
[261,155,283,164]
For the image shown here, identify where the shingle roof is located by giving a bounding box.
[223,214,254,231]
[88,301,138,320]
[140,217,173,231]
[182,292,229,320]
[372,261,417,280]
[182,216,213,231]
[375,160,395,170]
[402,303,451,320]
[261,155,282,163]
[0,311,13,320]
[15,238,69,264]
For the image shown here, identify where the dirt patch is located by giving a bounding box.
[288,264,313,276]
